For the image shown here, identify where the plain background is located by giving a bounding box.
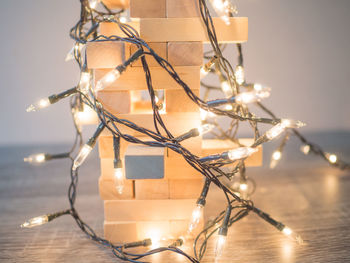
[0,0,349,146]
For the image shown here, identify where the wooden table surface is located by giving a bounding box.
[1,132,350,262]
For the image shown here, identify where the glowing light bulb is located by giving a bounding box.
[235,88,271,104]
[282,226,303,244]
[75,106,97,125]
[227,147,258,161]
[26,98,51,112]
[281,119,306,128]
[114,167,125,194]
[95,69,121,91]
[270,150,282,169]
[300,144,311,155]
[215,234,227,258]
[65,43,84,62]
[225,104,233,111]
[239,183,248,191]
[119,16,127,23]
[327,154,337,164]
[24,153,46,164]
[209,0,237,25]
[72,144,92,170]
[188,204,203,233]
[265,123,286,140]
[221,80,233,97]
[235,65,245,85]
[198,123,215,135]
[200,67,209,78]
[88,0,100,9]
[21,215,49,228]
[200,109,216,121]
[79,72,91,94]
[253,83,263,91]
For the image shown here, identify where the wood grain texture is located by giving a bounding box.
[166,0,201,18]
[94,66,200,91]
[86,41,126,69]
[131,42,167,67]
[165,88,200,112]
[130,0,166,18]
[96,90,131,114]
[2,132,350,262]
[102,0,130,9]
[167,42,203,66]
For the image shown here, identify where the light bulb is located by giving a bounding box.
[26,98,51,112]
[235,65,245,85]
[95,68,121,91]
[327,153,337,164]
[253,83,263,91]
[235,88,271,104]
[21,215,49,228]
[300,144,311,155]
[114,167,125,194]
[198,124,215,135]
[221,80,233,97]
[24,153,46,164]
[119,16,127,23]
[265,123,286,140]
[227,147,258,161]
[88,0,100,9]
[282,226,303,244]
[75,106,97,124]
[200,67,209,78]
[72,144,92,170]
[225,104,233,111]
[188,204,204,233]
[209,0,237,25]
[239,183,248,191]
[270,150,282,169]
[281,119,306,128]
[215,234,227,258]
[79,72,91,94]
[65,43,84,62]
[200,109,216,121]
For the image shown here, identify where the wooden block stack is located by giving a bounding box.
[85,0,255,243]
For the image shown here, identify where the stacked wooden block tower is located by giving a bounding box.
[85,0,260,243]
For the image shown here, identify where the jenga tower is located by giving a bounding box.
[85,0,259,243]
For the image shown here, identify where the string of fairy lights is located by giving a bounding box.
[22,0,350,262]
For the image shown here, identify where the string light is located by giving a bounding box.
[72,123,105,170]
[26,87,78,112]
[300,144,311,155]
[209,0,237,25]
[234,65,245,85]
[65,43,84,62]
[22,1,350,262]
[95,49,143,91]
[281,226,303,244]
[24,152,70,164]
[197,123,215,135]
[270,150,282,169]
[21,210,71,228]
[221,80,233,97]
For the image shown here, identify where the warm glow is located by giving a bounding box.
[198,123,215,135]
[21,215,49,228]
[328,154,337,164]
[227,147,258,161]
[24,153,46,164]
[215,234,227,258]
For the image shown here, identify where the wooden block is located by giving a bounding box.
[164,154,203,179]
[96,90,131,114]
[137,221,170,240]
[130,0,166,18]
[167,42,203,66]
[86,41,126,69]
[99,177,135,200]
[104,221,137,243]
[166,0,200,18]
[99,21,140,38]
[100,17,248,43]
[98,135,130,159]
[131,42,167,67]
[201,139,263,167]
[95,66,200,91]
[169,178,203,199]
[102,0,130,9]
[125,145,164,179]
[165,89,199,112]
[104,199,196,221]
[135,179,169,199]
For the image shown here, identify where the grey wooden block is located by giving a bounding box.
[125,145,164,179]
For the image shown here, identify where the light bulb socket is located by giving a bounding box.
[218,227,228,237]
[114,159,123,169]
[175,128,199,142]
[87,123,106,147]
[48,87,78,105]
[123,238,152,249]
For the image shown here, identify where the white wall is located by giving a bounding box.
[0,0,349,145]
